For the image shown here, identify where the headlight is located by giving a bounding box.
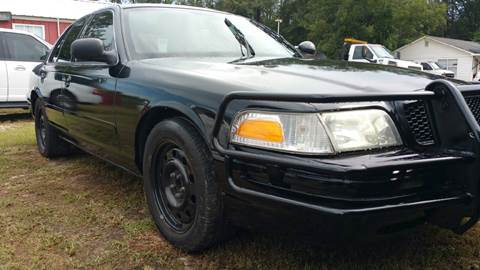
[230,109,402,154]
[230,111,334,154]
[321,109,402,152]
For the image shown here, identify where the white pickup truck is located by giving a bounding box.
[420,62,455,78]
[342,38,423,71]
[0,28,51,108]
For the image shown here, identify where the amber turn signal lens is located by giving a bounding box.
[230,111,333,154]
[236,119,284,143]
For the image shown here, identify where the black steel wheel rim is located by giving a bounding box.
[37,113,47,149]
[153,142,197,233]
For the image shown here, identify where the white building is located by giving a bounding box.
[395,36,480,82]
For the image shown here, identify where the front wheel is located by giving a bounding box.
[143,118,226,252]
[34,99,70,158]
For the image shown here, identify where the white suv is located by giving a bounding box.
[0,28,51,108]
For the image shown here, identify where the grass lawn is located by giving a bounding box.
[1,109,480,269]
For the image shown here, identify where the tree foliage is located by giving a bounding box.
[111,0,478,58]
[444,0,480,41]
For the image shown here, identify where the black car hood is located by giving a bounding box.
[137,57,467,95]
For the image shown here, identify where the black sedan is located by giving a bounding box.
[29,4,480,251]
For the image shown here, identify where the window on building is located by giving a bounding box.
[12,24,45,40]
[438,59,458,76]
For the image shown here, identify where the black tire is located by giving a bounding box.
[143,118,226,252]
[34,99,70,158]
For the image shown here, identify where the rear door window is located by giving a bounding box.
[57,16,89,62]
[48,29,69,63]
[3,32,48,62]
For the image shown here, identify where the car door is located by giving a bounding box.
[3,32,49,102]
[63,10,118,160]
[0,33,7,102]
[38,17,89,128]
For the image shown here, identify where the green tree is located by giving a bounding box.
[473,31,480,42]
[298,0,446,58]
[391,0,447,47]
[104,0,469,58]
[215,0,279,24]
[444,0,480,41]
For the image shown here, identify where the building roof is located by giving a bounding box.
[396,35,480,55]
[429,36,480,54]
[1,0,112,21]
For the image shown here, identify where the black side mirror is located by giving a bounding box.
[40,50,49,62]
[71,38,118,66]
[297,41,316,56]
[32,63,44,76]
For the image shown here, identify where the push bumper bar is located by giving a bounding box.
[212,79,480,233]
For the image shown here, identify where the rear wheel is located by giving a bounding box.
[34,99,70,158]
[143,118,226,251]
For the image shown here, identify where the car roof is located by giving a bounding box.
[0,27,34,35]
[118,3,232,15]
[0,27,52,47]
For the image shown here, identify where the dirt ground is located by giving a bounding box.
[2,109,480,270]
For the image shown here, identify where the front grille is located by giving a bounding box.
[464,95,480,124]
[404,101,435,145]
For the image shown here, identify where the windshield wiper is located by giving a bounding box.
[225,18,255,63]
[249,19,302,58]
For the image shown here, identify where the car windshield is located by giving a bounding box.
[123,8,296,61]
[369,45,394,59]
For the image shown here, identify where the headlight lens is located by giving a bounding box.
[230,109,402,154]
[321,109,402,152]
[230,111,333,154]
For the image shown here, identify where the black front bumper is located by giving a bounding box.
[212,79,480,234]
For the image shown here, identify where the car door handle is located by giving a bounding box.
[14,65,26,71]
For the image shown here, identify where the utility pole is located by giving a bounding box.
[275,18,283,34]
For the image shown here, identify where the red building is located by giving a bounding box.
[0,13,72,44]
[0,0,111,44]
